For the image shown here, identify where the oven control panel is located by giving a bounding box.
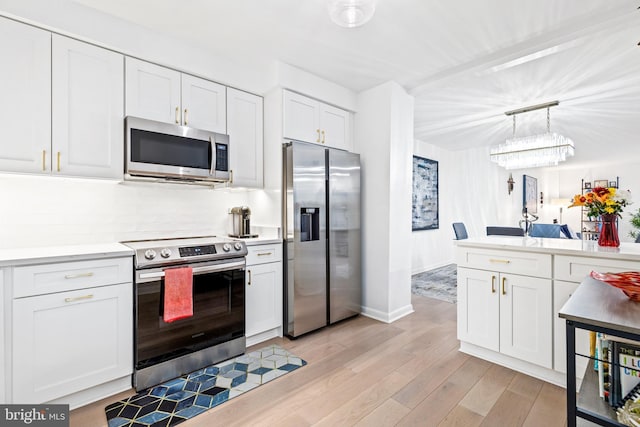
[179,245,217,257]
[125,237,248,269]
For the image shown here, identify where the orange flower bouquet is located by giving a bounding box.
[569,187,631,218]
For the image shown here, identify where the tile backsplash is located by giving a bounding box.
[0,174,270,249]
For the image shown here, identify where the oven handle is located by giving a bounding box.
[138,260,246,280]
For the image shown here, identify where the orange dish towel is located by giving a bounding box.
[163,266,194,323]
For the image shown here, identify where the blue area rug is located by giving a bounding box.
[411,263,457,303]
[105,345,306,427]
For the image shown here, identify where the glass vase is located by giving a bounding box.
[598,213,620,247]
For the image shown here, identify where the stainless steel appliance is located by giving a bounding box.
[121,236,247,390]
[125,116,230,183]
[229,206,258,238]
[282,141,361,338]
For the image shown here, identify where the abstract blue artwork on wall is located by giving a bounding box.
[412,155,439,231]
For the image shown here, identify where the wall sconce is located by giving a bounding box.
[507,173,515,194]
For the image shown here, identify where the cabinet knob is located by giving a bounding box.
[248,269,252,285]
[57,152,61,172]
[321,130,325,144]
[175,106,180,124]
[316,129,321,143]
[184,108,188,126]
[491,275,496,293]
[502,277,506,295]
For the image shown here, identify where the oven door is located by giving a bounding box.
[134,258,245,370]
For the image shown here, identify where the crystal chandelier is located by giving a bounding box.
[490,101,575,170]
[328,0,376,28]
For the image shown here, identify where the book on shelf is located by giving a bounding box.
[598,336,640,408]
[617,342,640,405]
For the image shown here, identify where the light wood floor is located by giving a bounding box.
[70,295,568,426]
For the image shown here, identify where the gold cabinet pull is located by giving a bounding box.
[489,258,511,264]
[229,170,234,184]
[248,269,252,285]
[184,108,188,125]
[175,106,180,124]
[491,275,496,293]
[321,130,325,144]
[57,152,61,172]
[316,129,321,143]
[64,272,94,279]
[502,277,506,295]
[257,252,273,257]
[42,150,46,171]
[64,294,94,303]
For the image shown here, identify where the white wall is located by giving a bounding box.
[0,175,256,249]
[356,81,414,323]
[411,141,456,273]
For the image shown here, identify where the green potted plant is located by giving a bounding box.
[629,208,640,240]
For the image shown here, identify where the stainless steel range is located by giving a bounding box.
[121,236,247,391]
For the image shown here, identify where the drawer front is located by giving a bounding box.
[554,255,640,283]
[456,247,552,278]
[13,257,132,298]
[246,244,282,266]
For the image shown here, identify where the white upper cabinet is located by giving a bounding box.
[227,88,263,188]
[0,19,123,179]
[319,103,350,151]
[283,90,351,151]
[125,57,180,125]
[126,57,226,133]
[52,35,124,179]
[0,17,51,174]
[181,74,226,133]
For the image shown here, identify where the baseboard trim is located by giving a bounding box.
[49,375,132,410]
[361,304,414,323]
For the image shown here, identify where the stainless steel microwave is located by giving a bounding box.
[125,116,230,183]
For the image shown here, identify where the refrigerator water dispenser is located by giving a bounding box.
[300,207,320,241]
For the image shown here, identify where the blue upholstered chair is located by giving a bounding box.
[529,223,578,239]
[486,226,525,236]
[452,222,468,240]
[529,223,561,238]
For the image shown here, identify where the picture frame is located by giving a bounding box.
[594,180,609,188]
[523,175,537,214]
[412,156,439,231]
[584,182,591,189]
[609,181,618,188]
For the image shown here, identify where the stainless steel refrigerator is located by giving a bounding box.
[282,141,361,338]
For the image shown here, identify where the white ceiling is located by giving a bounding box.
[74,0,640,167]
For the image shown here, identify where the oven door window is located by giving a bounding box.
[136,268,245,369]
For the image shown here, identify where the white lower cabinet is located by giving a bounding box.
[457,267,552,368]
[245,243,282,346]
[11,258,133,406]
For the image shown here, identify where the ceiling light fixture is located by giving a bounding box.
[328,0,376,28]
[490,100,575,170]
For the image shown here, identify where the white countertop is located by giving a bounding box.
[455,236,640,261]
[232,236,281,246]
[0,242,134,267]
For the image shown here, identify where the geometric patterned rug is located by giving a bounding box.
[105,345,306,427]
[411,263,457,304]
